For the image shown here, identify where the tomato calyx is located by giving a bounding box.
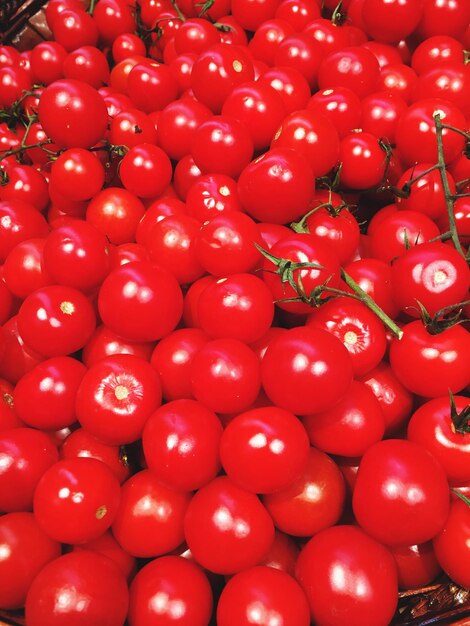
[330,0,348,26]
[415,299,470,335]
[290,199,350,234]
[449,392,470,435]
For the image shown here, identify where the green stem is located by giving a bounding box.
[433,114,465,257]
[341,269,404,339]
[0,139,53,160]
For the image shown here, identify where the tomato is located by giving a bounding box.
[220,406,309,494]
[353,439,450,546]
[296,525,398,626]
[433,496,470,590]
[318,46,380,98]
[93,0,136,45]
[411,35,465,75]
[50,9,99,52]
[358,361,414,435]
[128,556,213,626]
[196,273,274,344]
[127,60,179,113]
[0,316,45,385]
[120,144,173,199]
[307,297,387,376]
[231,0,282,31]
[303,381,385,457]
[184,476,275,574]
[33,457,121,544]
[273,34,323,89]
[389,321,470,397]
[157,99,212,161]
[0,200,49,263]
[3,238,52,299]
[0,427,59,512]
[0,165,49,212]
[0,512,61,610]
[261,326,353,415]
[63,45,110,89]
[191,115,254,179]
[194,212,263,276]
[75,354,162,445]
[13,356,86,430]
[377,62,417,103]
[217,566,310,626]
[50,148,105,201]
[190,338,261,414]
[407,395,470,485]
[190,43,254,113]
[108,108,158,147]
[25,550,129,626]
[112,34,147,63]
[258,66,311,113]
[248,18,295,66]
[391,242,470,317]
[416,0,470,40]
[361,0,422,43]
[339,131,388,190]
[391,542,441,590]
[262,446,345,536]
[38,79,108,149]
[395,97,466,166]
[411,63,470,117]
[112,469,191,557]
[395,163,456,220]
[142,398,222,492]
[61,427,131,484]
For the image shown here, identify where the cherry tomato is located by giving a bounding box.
[217,566,310,626]
[296,525,398,626]
[25,550,129,626]
[86,187,146,245]
[184,475,275,574]
[433,496,470,590]
[128,556,213,626]
[120,143,173,199]
[391,542,442,590]
[353,439,450,546]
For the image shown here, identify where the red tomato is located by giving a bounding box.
[50,148,105,201]
[0,512,61,610]
[112,469,191,557]
[353,439,450,546]
[433,496,470,590]
[184,476,275,574]
[25,550,129,626]
[33,457,121,544]
[262,446,345,536]
[391,542,442,590]
[142,398,222,492]
[296,525,398,626]
[261,326,353,415]
[217,566,310,626]
[128,556,213,626]
[75,354,162,445]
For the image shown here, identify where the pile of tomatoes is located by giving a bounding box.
[0,0,470,624]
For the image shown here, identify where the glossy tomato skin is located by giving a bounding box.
[33,457,121,544]
[0,512,61,610]
[60,428,131,484]
[112,469,191,558]
[0,428,59,512]
[238,147,315,224]
[184,476,275,574]
[303,381,385,457]
[128,556,213,626]
[407,396,470,485]
[262,446,345,536]
[150,328,209,401]
[358,361,414,435]
[197,273,275,344]
[142,399,222,492]
[433,497,470,590]
[0,200,49,264]
[220,406,310,494]
[217,566,310,626]
[98,261,183,342]
[261,326,353,415]
[25,550,129,626]
[120,144,173,199]
[38,78,108,149]
[82,324,154,367]
[17,285,96,357]
[3,238,52,299]
[391,542,441,590]
[307,296,387,376]
[13,356,86,430]
[353,439,450,546]
[389,321,470,397]
[50,148,105,201]
[190,338,261,414]
[86,187,146,245]
[75,354,162,446]
[296,525,398,626]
